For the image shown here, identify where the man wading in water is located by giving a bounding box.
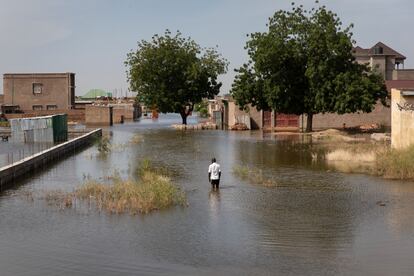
[208,158,221,191]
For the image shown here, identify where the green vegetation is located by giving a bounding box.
[231,2,387,132]
[44,159,187,214]
[194,100,209,118]
[233,165,278,187]
[125,30,228,124]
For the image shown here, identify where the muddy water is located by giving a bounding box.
[1,114,414,275]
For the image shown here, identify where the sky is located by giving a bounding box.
[0,0,413,97]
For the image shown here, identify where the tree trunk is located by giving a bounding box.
[306,113,313,133]
[180,111,188,125]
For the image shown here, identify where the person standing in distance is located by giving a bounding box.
[208,158,221,191]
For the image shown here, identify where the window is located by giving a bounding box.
[373,46,383,55]
[47,105,57,110]
[33,83,43,94]
[32,105,43,111]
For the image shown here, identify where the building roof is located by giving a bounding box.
[385,80,414,92]
[81,89,113,99]
[353,42,406,60]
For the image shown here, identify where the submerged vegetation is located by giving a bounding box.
[233,165,278,187]
[96,136,111,154]
[43,159,187,215]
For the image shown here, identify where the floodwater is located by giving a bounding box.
[1,114,414,275]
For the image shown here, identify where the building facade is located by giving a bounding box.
[353,42,407,80]
[3,73,75,111]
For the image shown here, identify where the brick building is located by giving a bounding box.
[3,73,75,112]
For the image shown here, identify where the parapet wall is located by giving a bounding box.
[0,128,102,191]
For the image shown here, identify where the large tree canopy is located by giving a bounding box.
[125,30,228,124]
[231,2,388,132]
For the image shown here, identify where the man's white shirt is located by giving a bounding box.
[208,162,221,180]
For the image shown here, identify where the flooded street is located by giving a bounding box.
[1,114,414,275]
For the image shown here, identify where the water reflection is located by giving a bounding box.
[208,190,221,228]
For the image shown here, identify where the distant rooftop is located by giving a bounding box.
[81,89,113,99]
[353,42,406,60]
[3,72,75,76]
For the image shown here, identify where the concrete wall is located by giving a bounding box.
[386,57,396,81]
[227,101,236,128]
[0,94,4,105]
[300,101,391,130]
[356,56,370,65]
[85,105,113,126]
[225,102,262,130]
[370,56,387,79]
[0,129,101,191]
[391,89,414,149]
[111,104,138,123]
[3,73,75,111]
[392,69,414,80]
[247,105,262,130]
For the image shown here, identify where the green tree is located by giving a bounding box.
[194,100,209,118]
[231,2,388,132]
[126,30,228,124]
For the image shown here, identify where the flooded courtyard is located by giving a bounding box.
[1,114,414,275]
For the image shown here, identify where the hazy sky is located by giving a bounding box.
[0,0,413,96]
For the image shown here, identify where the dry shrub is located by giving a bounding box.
[323,143,414,180]
[326,149,376,163]
[376,145,414,180]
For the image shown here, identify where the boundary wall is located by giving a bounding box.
[0,128,101,191]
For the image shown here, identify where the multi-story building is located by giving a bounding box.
[3,73,75,112]
[353,42,406,80]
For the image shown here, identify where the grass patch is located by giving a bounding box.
[43,160,187,215]
[322,142,383,174]
[322,142,414,180]
[233,165,278,187]
[376,145,414,180]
